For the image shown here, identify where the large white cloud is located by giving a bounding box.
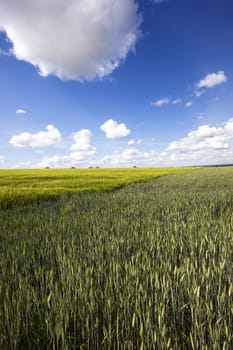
[167,148,233,166]
[71,129,95,152]
[167,118,233,152]
[0,0,141,81]
[38,129,96,167]
[9,125,62,148]
[197,71,227,89]
[101,119,130,139]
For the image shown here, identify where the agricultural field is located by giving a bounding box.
[0,167,233,349]
[0,167,192,208]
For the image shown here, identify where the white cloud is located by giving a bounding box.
[128,139,142,145]
[101,119,130,139]
[197,71,227,89]
[37,155,65,168]
[16,108,26,114]
[70,129,96,155]
[151,98,170,107]
[38,129,96,167]
[101,147,159,166]
[167,148,233,166]
[0,0,141,81]
[167,118,233,152]
[172,98,182,105]
[152,97,183,107]
[38,151,95,168]
[9,125,62,148]
[186,101,193,107]
[194,90,205,98]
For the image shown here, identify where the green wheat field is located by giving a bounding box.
[0,167,232,349]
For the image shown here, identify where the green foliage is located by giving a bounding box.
[0,167,232,349]
[0,167,193,208]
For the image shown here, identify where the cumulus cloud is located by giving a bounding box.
[167,148,233,166]
[37,151,95,168]
[38,129,96,167]
[101,119,130,139]
[167,118,233,152]
[128,139,142,145]
[101,147,159,166]
[151,98,170,107]
[197,71,227,89]
[0,0,141,81]
[70,129,96,155]
[9,125,61,148]
[16,108,26,114]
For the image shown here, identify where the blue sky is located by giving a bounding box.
[1,0,233,168]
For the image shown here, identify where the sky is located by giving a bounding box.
[1,0,233,168]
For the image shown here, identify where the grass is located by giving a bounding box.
[0,167,232,349]
[0,167,194,208]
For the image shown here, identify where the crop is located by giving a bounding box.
[0,167,232,349]
[0,167,193,208]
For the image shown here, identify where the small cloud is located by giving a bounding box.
[197,70,227,89]
[16,108,26,114]
[151,98,170,107]
[172,98,182,105]
[194,90,205,98]
[186,101,193,107]
[35,149,45,154]
[128,139,143,145]
[100,119,130,139]
[9,125,62,148]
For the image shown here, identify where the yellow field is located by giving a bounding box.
[0,167,195,208]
